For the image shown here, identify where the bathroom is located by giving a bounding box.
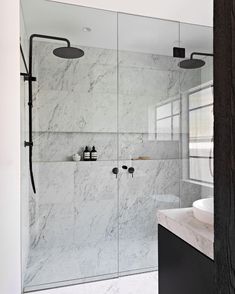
[18,0,214,293]
[6,0,234,293]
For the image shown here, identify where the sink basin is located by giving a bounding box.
[193,198,214,225]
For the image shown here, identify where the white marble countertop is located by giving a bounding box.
[157,208,214,260]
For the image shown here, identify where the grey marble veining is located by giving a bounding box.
[26,161,119,287]
[32,90,117,133]
[32,132,118,161]
[118,159,180,271]
[119,67,180,97]
[25,159,180,287]
[32,131,179,162]
[25,40,204,289]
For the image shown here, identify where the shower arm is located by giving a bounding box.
[23,34,71,194]
[190,52,214,59]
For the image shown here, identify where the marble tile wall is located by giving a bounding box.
[26,161,118,286]
[31,41,193,162]
[25,160,179,287]
[25,40,202,288]
[119,159,180,272]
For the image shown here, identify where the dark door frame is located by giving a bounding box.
[214,0,235,292]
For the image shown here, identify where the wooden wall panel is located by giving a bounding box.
[214,0,235,292]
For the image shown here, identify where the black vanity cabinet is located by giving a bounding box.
[158,225,214,294]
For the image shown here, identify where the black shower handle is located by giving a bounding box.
[128,167,135,177]
[112,167,119,178]
[128,167,135,173]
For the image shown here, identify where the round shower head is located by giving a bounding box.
[178,58,205,69]
[53,46,84,59]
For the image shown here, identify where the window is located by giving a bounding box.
[155,99,180,141]
[188,86,213,184]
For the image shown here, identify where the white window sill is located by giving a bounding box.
[182,179,214,189]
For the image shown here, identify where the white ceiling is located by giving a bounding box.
[21,0,213,56]
[49,0,213,27]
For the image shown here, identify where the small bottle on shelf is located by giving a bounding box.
[90,146,97,161]
[83,146,90,161]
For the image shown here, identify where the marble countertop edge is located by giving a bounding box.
[157,208,214,260]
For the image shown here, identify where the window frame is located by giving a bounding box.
[155,97,181,141]
[187,84,214,185]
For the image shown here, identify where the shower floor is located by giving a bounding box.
[28,271,158,294]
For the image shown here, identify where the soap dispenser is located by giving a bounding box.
[83,146,90,161]
[90,146,97,161]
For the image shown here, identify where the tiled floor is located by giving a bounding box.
[32,271,158,294]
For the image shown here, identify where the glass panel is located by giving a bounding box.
[156,103,171,119]
[180,22,213,200]
[173,100,180,114]
[21,0,118,291]
[20,2,214,292]
[189,105,213,139]
[173,115,180,141]
[189,157,213,184]
[189,87,213,109]
[156,117,172,140]
[189,141,213,157]
[118,12,180,274]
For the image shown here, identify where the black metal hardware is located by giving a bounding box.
[20,44,29,74]
[112,167,119,178]
[20,34,72,194]
[24,141,33,147]
[23,74,37,82]
[190,52,214,59]
[128,167,135,177]
[173,47,185,58]
[122,165,128,170]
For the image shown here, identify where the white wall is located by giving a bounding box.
[20,4,30,282]
[50,0,213,27]
[0,1,21,294]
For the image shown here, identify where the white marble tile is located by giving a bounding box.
[119,133,180,160]
[118,159,180,271]
[31,162,74,204]
[25,40,203,291]
[73,161,118,256]
[119,67,180,97]
[32,132,117,161]
[38,62,117,93]
[26,159,177,287]
[33,41,117,93]
[32,132,179,162]
[24,242,118,287]
[157,208,214,259]
[32,90,117,132]
[29,203,75,249]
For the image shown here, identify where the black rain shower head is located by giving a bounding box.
[53,46,85,59]
[178,52,213,69]
[179,58,205,69]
